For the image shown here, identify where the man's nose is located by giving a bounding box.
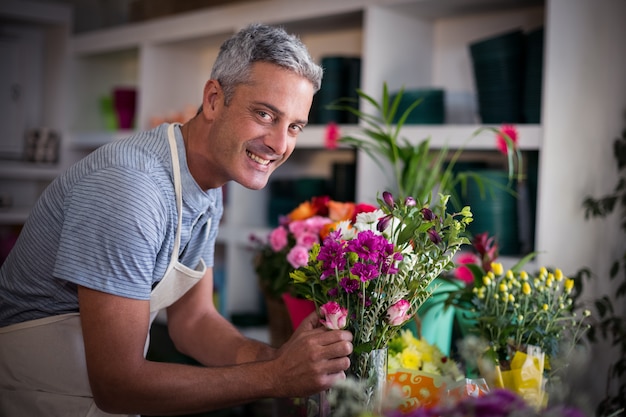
[266,125,291,155]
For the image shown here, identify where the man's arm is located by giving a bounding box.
[78,280,351,415]
[165,268,275,365]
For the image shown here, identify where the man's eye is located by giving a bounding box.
[290,124,304,134]
[257,111,271,120]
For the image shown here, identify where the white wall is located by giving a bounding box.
[537,0,626,407]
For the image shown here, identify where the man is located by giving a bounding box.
[0,23,353,416]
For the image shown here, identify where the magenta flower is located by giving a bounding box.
[317,230,348,279]
[386,299,411,326]
[404,196,417,207]
[319,301,348,329]
[347,230,386,262]
[339,276,360,294]
[454,252,480,284]
[351,262,380,282]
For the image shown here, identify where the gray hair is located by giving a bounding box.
[210,23,323,104]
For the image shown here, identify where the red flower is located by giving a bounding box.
[496,124,518,155]
[324,122,340,150]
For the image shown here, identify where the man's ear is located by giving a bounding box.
[202,79,222,117]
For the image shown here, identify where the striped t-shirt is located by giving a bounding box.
[0,124,222,327]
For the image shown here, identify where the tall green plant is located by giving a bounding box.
[329,83,523,206]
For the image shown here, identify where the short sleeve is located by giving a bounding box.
[53,167,173,300]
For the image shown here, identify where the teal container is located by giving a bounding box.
[458,169,520,255]
[416,277,465,356]
[391,88,445,124]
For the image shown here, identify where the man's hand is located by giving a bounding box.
[269,311,353,397]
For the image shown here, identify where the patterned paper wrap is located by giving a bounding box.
[387,370,449,411]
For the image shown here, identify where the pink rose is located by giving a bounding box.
[319,301,348,330]
[296,231,319,249]
[288,219,308,238]
[286,245,310,269]
[386,299,411,326]
[269,226,288,252]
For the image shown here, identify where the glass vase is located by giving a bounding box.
[349,347,388,411]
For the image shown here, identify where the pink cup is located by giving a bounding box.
[113,87,137,129]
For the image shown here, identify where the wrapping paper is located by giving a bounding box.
[388,370,448,411]
[494,346,547,409]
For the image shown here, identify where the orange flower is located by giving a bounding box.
[319,221,352,240]
[288,201,317,221]
[327,201,356,222]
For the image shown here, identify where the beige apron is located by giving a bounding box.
[0,124,207,417]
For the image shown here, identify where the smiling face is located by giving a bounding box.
[187,62,315,191]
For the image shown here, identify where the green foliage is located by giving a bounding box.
[581,127,626,417]
[328,83,523,207]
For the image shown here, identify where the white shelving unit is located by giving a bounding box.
[0,1,71,227]
[63,0,548,319]
[5,1,624,338]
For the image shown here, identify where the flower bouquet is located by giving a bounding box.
[290,190,473,405]
[447,259,591,409]
[250,196,377,343]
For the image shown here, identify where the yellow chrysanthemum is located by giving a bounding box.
[520,271,529,281]
[542,304,549,311]
[400,348,422,370]
[491,262,504,276]
[555,269,564,281]
[565,278,574,293]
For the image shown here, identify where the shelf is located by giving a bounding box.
[69,130,137,150]
[338,124,542,151]
[0,207,31,224]
[0,160,62,181]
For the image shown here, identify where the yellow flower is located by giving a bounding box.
[520,271,529,281]
[483,275,492,286]
[539,267,548,278]
[555,269,564,281]
[499,282,508,292]
[400,348,422,370]
[565,278,574,293]
[491,262,504,276]
[506,270,514,280]
[542,304,549,311]
[508,294,515,302]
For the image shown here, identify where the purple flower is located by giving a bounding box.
[317,230,347,279]
[347,230,386,262]
[339,277,360,293]
[377,214,393,232]
[427,228,442,244]
[421,207,435,221]
[351,262,380,282]
[404,196,417,207]
[383,191,395,208]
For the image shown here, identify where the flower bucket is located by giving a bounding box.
[281,293,315,330]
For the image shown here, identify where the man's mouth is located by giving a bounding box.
[246,150,271,166]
